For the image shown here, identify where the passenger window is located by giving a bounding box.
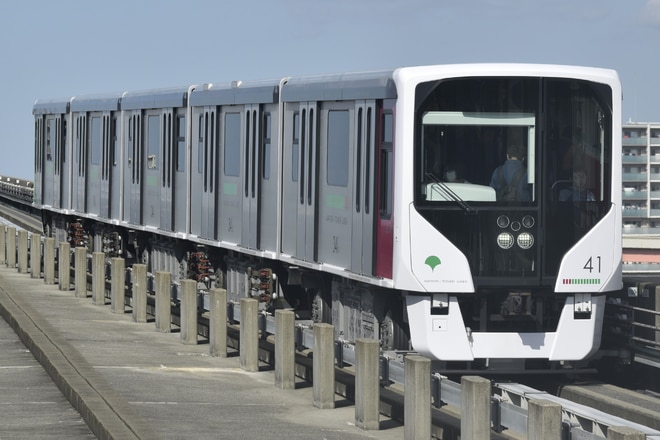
[327,110,349,187]
[224,113,241,177]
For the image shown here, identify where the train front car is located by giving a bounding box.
[395,65,622,364]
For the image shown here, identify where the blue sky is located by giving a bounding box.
[1,0,659,179]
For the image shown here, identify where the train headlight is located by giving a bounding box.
[517,232,534,249]
[522,215,535,228]
[497,232,514,249]
[497,215,510,228]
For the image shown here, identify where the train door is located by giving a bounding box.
[99,113,112,218]
[34,116,44,205]
[218,107,242,244]
[258,105,279,252]
[143,111,161,228]
[242,104,260,249]
[160,110,174,231]
[281,105,299,257]
[128,112,143,225]
[190,107,217,239]
[173,110,188,232]
[297,103,318,261]
[317,102,353,267]
[73,114,87,213]
[350,102,376,275]
[110,114,122,220]
[42,115,62,208]
[85,113,103,216]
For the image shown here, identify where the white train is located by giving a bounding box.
[33,64,622,366]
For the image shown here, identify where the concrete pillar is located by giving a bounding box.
[404,355,431,440]
[131,264,147,323]
[461,376,491,440]
[355,338,380,430]
[180,280,198,345]
[313,323,335,409]
[92,252,105,305]
[6,226,16,268]
[44,238,55,284]
[110,258,125,314]
[239,298,259,372]
[74,247,87,298]
[607,426,646,440]
[30,233,41,279]
[209,288,227,358]
[528,399,562,439]
[58,241,70,291]
[0,224,6,265]
[274,309,295,390]
[17,229,28,273]
[155,271,171,333]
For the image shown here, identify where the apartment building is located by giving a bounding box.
[622,122,660,272]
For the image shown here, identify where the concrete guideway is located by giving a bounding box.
[0,266,406,440]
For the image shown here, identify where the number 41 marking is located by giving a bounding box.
[583,256,601,273]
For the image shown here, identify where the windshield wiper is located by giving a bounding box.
[425,173,473,213]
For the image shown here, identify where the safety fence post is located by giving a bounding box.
[58,241,70,291]
[461,376,491,440]
[274,309,295,389]
[30,233,41,279]
[110,257,125,314]
[74,247,87,298]
[355,338,380,430]
[527,399,562,439]
[404,355,431,440]
[180,279,198,345]
[313,323,335,409]
[239,297,259,372]
[607,426,646,440]
[44,238,55,284]
[92,252,105,305]
[209,287,227,358]
[0,224,5,265]
[17,229,28,273]
[6,226,16,268]
[155,271,171,333]
[131,264,147,323]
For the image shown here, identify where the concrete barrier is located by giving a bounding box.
[239,298,259,372]
[110,258,125,314]
[180,280,198,345]
[209,288,227,358]
[92,252,105,305]
[75,247,87,298]
[404,355,431,440]
[313,323,335,409]
[30,233,41,279]
[274,309,295,390]
[155,271,171,333]
[131,264,147,323]
[58,242,70,291]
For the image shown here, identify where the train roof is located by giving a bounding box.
[32,98,71,115]
[70,93,123,112]
[189,79,280,107]
[121,86,190,110]
[281,69,397,102]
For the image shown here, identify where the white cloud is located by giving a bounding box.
[643,0,660,25]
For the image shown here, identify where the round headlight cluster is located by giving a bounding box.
[497,232,515,249]
[496,215,535,250]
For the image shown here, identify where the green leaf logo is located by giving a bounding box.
[425,255,441,271]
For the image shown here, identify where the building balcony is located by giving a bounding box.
[651,191,660,199]
[651,209,660,217]
[622,173,648,182]
[622,190,647,200]
[622,155,647,163]
[651,155,660,163]
[623,208,648,217]
[622,137,648,146]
